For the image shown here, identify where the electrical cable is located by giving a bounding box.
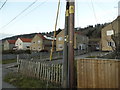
[0,0,38,29]
[0,0,7,10]
[76,0,80,28]
[90,0,98,24]
[2,0,48,29]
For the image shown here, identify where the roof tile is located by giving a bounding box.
[20,38,32,42]
[7,40,16,44]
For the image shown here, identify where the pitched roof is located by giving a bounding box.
[7,40,16,44]
[37,34,47,40]
[75,31,82,35]
[20,38,32,42]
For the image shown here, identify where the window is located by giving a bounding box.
[38,40,41,44]
[38,47,41,49]
[108,42,114,47]
[26,46,30,48]
[107,30,114,36]
[58,37,63,41]
[58,44,63,49]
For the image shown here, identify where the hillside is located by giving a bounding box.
[2,23,109,42]
[76,23,110,39]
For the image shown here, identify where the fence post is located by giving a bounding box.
[17,54,19,72]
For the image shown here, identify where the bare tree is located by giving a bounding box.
[111,17,120,59]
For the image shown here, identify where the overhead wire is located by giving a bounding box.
[2,0,48,29]
[76,0,80,28]
[90,0,98,24]
[22,0,48,17]
[0,0,7,10]
[0,0,38,30]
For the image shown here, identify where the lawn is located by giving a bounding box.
[2,59,17,64]
[4,72,61,88]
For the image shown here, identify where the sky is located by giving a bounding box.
[0,0,119,39]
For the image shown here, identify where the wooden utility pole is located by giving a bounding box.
[68,0,75,88]
[63,0,69,88]
[63,0,75,88]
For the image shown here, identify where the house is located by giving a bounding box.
[15,38,32,50]
[101,16,119,51]
[30,34,52,52]
[0,40,4,51]
[88,38,101,51]
[3,40,16,50]
[56,30,89,51]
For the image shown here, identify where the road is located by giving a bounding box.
[1,63,17,89]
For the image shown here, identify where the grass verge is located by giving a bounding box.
[86,56,98,58]
[2,59,17,64]
[4,72,61,88]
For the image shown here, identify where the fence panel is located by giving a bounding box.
[18,59,63,84]
[77,59,120,88]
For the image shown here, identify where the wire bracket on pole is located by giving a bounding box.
[64,35,69,43]
[69,6,74,14]
[66,10,69,16]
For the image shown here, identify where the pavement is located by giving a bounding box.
[75,51,109,59]
[1,63,17,89]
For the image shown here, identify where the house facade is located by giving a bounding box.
[56,30,89,51]
[3,40,16,50]
[30,34,52,52]
[88,38,101,51]
[15,38,31,50]
[101,16,119,51]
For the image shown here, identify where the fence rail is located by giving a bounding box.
[18,59,63,84]
[77,58,120,88]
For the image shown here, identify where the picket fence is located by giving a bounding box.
[18,59,63,85]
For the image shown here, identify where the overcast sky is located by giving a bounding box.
[0,0,119,39]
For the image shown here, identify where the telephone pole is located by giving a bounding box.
[68,0,75,88]
[63,0,75,88]
[63,0,69,88]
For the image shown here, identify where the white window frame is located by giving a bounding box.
[58,44,63,49]
[38,40,41,44]
[106,30,114,36]
[58,37,63,41]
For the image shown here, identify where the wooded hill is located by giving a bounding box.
[2,23,109,41]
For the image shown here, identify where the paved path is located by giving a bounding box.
[75,51,109,59]
[1,63,17,89]
[43,51,110,64]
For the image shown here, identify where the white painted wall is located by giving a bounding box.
[15,38,31,50]
[15,38,23,50]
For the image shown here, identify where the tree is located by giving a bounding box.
[111,33,120,59]
[111,17,120,59]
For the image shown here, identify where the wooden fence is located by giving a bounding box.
[77,59,120,88]
[18,59,63,85]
